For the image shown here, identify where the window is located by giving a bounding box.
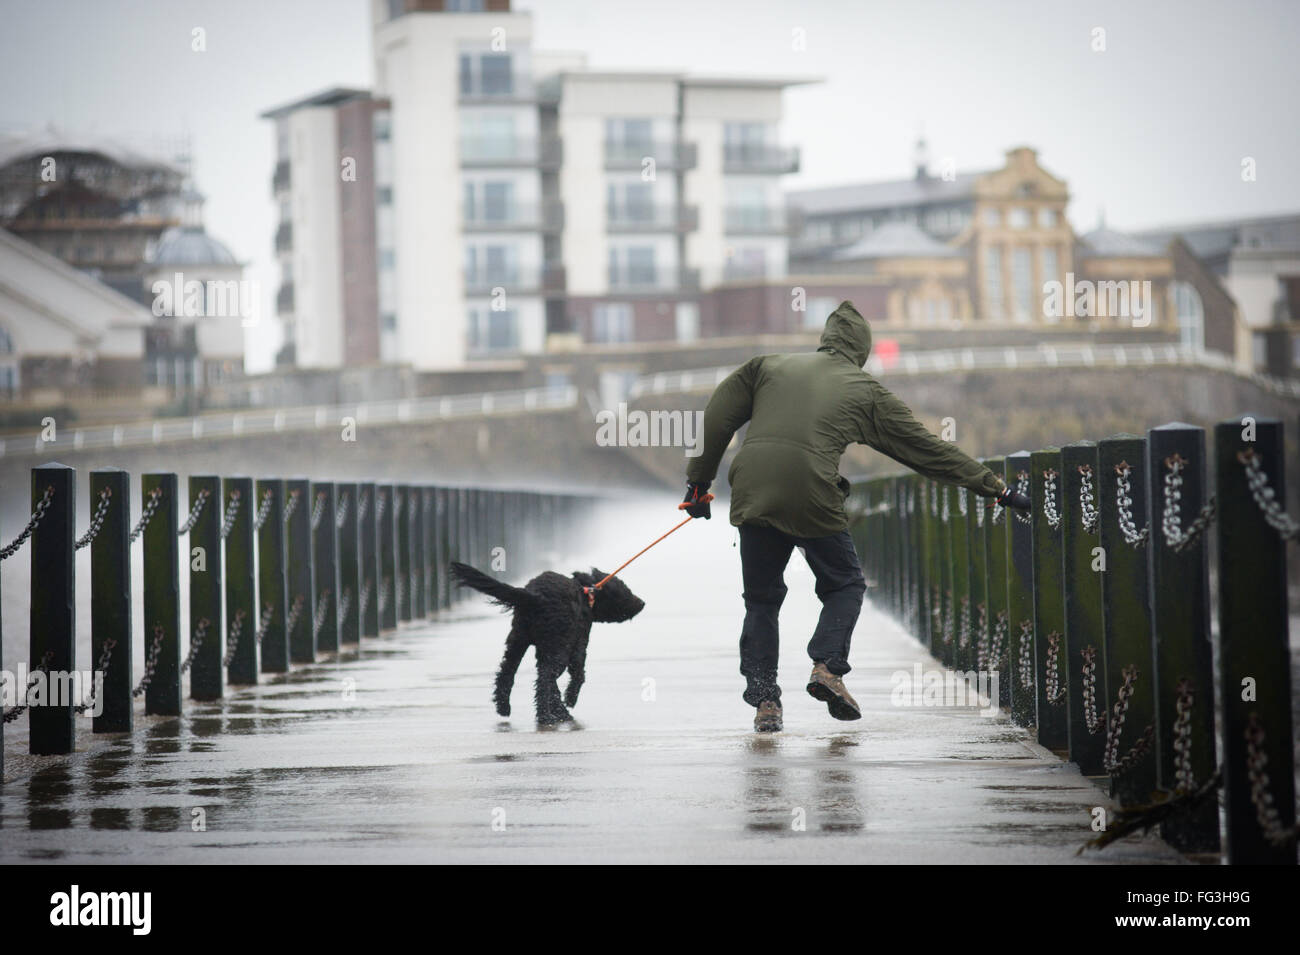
[373,111,391,142]
[0,325,13,354]
[1039,208,1057,228]
[461,113,516,161]
[607,118,653,148]
[1040,246,1059,288]
[381,313,397,331]
[592,303,634,343]
[984,245,1004,317]
[607,181,654,224]
[1008,208,1030,229]
[675,302,699,343]
[448,0,485,11]
[626,247,656,285]
[1012,248,1033,322]
[983,207,1000,227]
[459,54,473,96]
[479,54,512,95]
[376,186,393,205]
[1174,280,1204,351]
[468,307,518,352]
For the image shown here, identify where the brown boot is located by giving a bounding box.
[754,700,783,732]
[806,663,861,721]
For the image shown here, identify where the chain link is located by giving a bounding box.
[310,491,327,531]
[128,487,164,544]
[132,624,165,698]
[3,651,54,722]
[359,576,374,621]
[75,639,117,714]
[357,488,370,523]
[282,488,301,524]
[957,486,968,518]
[1244,712,1300,847]
[1017,620,1034,689]
[378,575,392,616]
[252,489,275,531]
[254,603,274,644]
[1041,469,1061,530]
[223,609,246,666]
[1013,471,1031,524]
[180,617,211,674]
[1104,664,1154,776]
[337,587,352,630]
[1114,461,1149,547]
[1172,678,1196,793]
[177,488,210,536]
[375,490,388,524]
[957,595,971,649]
[335,490,350,529]
[940,485,950,524]
[1238,448,1300,541]
[983,609,1008,673]
[286,594,307,641]
[75,487,113,550]
[974,603,990,669]
[1077,464,1099,534]
[313,589,333,639]
[1,486,55,560]
[1081,645,1104,734]
[1045,631,1066,705]
[1161,454,1217,552]
[941,589,954,646]
[220,489,242,539]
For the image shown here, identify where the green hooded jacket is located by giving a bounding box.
[685,300,1006,538]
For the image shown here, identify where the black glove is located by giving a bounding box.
[680,481,712,519]
[996,483,1031,511]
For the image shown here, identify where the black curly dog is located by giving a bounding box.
[449,562,645,724]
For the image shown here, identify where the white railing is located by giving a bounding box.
[627,344,1300,400]
[0,384,578,459]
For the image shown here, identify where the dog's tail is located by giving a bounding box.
[449,562,537,612]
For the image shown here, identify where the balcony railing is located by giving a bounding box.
[723,144,800,175]
[272,160,290,195]
[724,206,789,234]
[275,222,293,253]
[605,204,698,232]
[276,282,295,313]
[460,136,562,169]
[458,73,536,103]
[463,268,541,295]
[603,140,697,170]
[462,199,564,232]
[607,266,700,293]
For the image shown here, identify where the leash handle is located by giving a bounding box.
[584,494,715,604]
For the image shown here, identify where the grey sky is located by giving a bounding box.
[2,0,1297,371]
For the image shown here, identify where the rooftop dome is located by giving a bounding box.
[150,226,238,267]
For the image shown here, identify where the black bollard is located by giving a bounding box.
[378,485,397,630]
[1030,447,1067,753]
[90,468,132,732]
[337,482,360,645]
[923,482,944,656]
[1145,422,1219,854]
[396,485,413,622]
[359,482,379,638]
[256,478,289,674]
[983,458,1012,713]
[411,485,426,618]
[224,477,257,686]
[434,486,450,611]
[1096,434,1158,806]
[284,478,314,663]
[1213,416,1295,864]
[142,472,181,717]
[311,482,339,653]
[1061,442,1107,777]
[1004,452,1035,728]
[187,475,223,702]
[29,462,75,754]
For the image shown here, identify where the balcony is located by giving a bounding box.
[606,204,698,233]
[272,160,290,195]
[542,264,566,294]
[462,199,564,233]
[607,266,700,294]
[458,73,536,104]
[603,140,697,171]
[274,222,293,253]
[276,281,295,314]
[460,136,562,169]
[463,267,542,296]
[723,144,800,175]
[724,206,790,235]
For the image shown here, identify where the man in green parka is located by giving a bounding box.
[681,300,1030,732]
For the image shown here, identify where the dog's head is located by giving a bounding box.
[573,569,646,623]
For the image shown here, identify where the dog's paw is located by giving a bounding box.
[495,702,511,717]
[563,690,580,708]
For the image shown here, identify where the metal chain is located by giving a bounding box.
[1244,712,1300,847]
[375,490,388,524]
[179,617,211,674]
[1041,469,1061,530]
[335,490,350,529]
[359,576,374,620]
[394,490,405,519]
[1104,664,1154,776]
[254,603,274,644]
[286,594,307,641]
[941,589,954,646]
[223,609,246,666]
[1172,678,1196,793]
[985,609,1008,673]
[282,488,301,524]
[1045,631,1066,705]
[75,639,117,714]
[1081,645,1104,734]
[3,651,54,722]
[252,489,275,531]
[132,624,165,698]
[1238,448,1300,541]
[337,587,353,629]
[940,485,950,524]
[310,491,327,531]
[75,487,113,550]
[1,486,55,560]
[357,488,370,523]
[1078,464,1099,534]
[219,490,242,540]
[312,589,333,639]
[1013,471,1031,524]
[974,603,990,669]
[1115,461,1149,547]
[395,576,406,614]
[1017,621,1034,689]
[929,483,938,518]
[128,487,164,544]
[957,486,968,517]
[377,575,392,616]
[957,595,971,649]
[1161,454,1217,552]
[976,495,985,527]
[177,488,210,536]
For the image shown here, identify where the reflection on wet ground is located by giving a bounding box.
[0,504,1185,863]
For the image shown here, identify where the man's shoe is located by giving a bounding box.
[754,700,783,732]
[806,663,861,721]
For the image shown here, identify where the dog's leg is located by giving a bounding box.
[563,636,589,709]
[534,652,571,725]
[494,629,529,717]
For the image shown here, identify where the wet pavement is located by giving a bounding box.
[0,501,1183,863]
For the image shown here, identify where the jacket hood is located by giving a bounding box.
[817,300,872,367]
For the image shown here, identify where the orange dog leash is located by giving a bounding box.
[582,494,715,606]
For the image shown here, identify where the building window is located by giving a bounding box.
[377,186,393,205]
[373,111,391,142]
[606,118,654,150]
[448,0,485,10]
[1012,248,1033,322]
[1008,208,1030,229]
[983,207,1000,228]
[479,54,512,95]
[468,307,518,352]
[592,303,634,343]
[984,245,1004,318]
[675,302,700,343]
[381,313,397,331]
[1174,280,1204,352]
[1039,207,1057,228]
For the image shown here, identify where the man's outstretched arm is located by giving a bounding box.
[681,357,762,517]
